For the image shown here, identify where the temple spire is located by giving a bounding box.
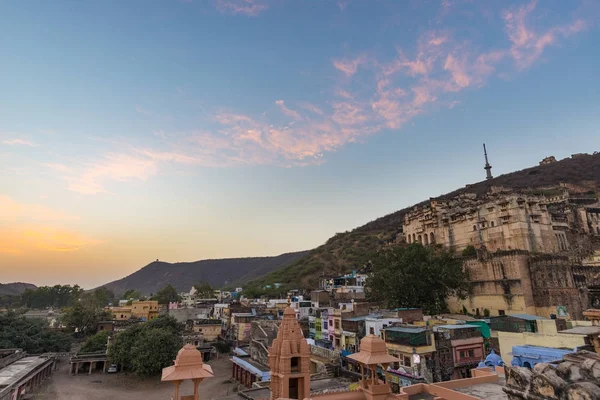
[483,143,493,180]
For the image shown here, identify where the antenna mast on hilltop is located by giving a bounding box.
[483,143,493,180]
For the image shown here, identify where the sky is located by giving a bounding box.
[1,0,599,289]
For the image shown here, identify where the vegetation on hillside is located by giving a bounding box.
[0,311,72,353]
[108,315,183,376]
[248,153,600,292]
[21,285,84,309]
[366,244,469,314]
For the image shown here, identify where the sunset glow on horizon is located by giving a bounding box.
[1,0,599,288]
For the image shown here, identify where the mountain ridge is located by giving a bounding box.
[97,251,309,295]
[0,282,38,297]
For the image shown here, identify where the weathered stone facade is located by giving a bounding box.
[448,250,600,319]
[504,351,600,400]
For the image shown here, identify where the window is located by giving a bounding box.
[291,357,299,372]
[335,321,340,329]
[323,321,328,329]
[403,356,411,366]
[468,349,475,358]
[473,225,477,231]
[498,310,505,316]
[459,351,465,358]
[491,221,495,227]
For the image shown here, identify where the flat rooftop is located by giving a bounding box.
[453,379,508,400]
[0,356,50,387]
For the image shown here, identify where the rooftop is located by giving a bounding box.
[505,313,548,321]
[0,356,52,387]
[453,379,508,400]
[434,324,480,330]
[558,326,600,335]
[384,326,427,334]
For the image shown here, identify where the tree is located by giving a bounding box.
[193,281,215,299]
[366,243,469,315]
[21,285,83,309]
[108,315,183,375]
[122,289,142,301]
[130,328,182,376]
[80,331,109,353]
[0,311,71,353]
[62,302,110,336]
[152,284,181,305]
[90,287,116,307]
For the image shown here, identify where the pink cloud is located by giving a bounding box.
[0,195,79,222]
[503,1,588,69]
[2,138,36,146]
[299,103,324,116]
[444,54,470,88]
[215,0,268,16]
[333,55,367,77]
[275,100,302,120]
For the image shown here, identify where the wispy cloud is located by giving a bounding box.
[0,195,79,222]
[135,105,152,116]
[2,138,36,146]
[215,0,268,16]
[0,227,100,254]
[503,1,587,69]
[275,100,302,120]
[333,55,367,77]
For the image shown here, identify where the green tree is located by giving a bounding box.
[130,328,182,376]
[152,284,181,305]
[80,331,109,353]
[62,302,110,336]
[21,285,83,309]
[366,243,469,315]
[122,289,142,300]
[108,315,183,375]
[462,245,477,258]
[193,281,215,299]
[0,311,71,353]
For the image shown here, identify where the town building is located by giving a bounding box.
[381,325,436,382]
[510,345,575,368]
[131,300,160,320]
[433,324,485,379]
[190,319,222,342]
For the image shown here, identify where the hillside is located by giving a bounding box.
[97,251,309,295]
[248,153,600,290]
[0,282,37,296]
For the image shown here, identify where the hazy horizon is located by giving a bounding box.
[1,0,599,288]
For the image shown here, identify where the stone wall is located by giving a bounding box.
[504,352,600,400]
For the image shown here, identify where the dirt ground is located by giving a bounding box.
[34,355,239,400]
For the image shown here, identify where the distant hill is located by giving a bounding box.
[248,153,600,290]
[0,282,37,297]
[97,251,309,295]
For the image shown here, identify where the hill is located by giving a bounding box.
[97,251,309,295]
[248,153,600,291]
[0,282,37,296]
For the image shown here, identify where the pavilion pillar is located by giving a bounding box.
[89,361,94,374]
[193,378,200,400]
[173,380,181,400]
[75,362,79,375]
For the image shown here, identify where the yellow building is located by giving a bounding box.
[131,300,160,321]
[109,306,132,320]
[192,320,222,342]
[496,319,588,364]
[382,326,436,375]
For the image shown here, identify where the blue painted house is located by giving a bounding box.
[511,345,573,368]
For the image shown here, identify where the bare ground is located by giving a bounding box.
[34,355,239,400]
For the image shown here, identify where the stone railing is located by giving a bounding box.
[310,345,340,363]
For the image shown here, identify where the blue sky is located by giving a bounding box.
[1,0,599,287]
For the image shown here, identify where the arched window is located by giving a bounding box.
[424,234,429,245]
[430,232,435,243]
[491,221,495,227]
[418,235,422,243]
[407,235,411,244]
[412,233,416,242]
[473,225,477,231]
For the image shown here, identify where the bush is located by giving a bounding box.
[213,341,231,354]
[483,308,491,317]
[80,331,109,353]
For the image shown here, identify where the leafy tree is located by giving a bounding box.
[0,311,71,353]
[108,315,183,375]
[462,245,477,258]
[152,284,181,305]
[366,243,469,315]
[193,281,215,299]
[21,285,83,309]
[62,302,111,336]
[130,328,182,376]
[80,331,109,353]
[89,287,116,307]
[122,289,142,300]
